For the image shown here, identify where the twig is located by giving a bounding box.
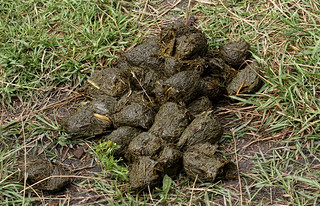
[63,20,95,46]
[22,114,27,206]
[0,170,19,185]
[29,185,45,206]
[140,0,149,21]
[188,174,198,206]
[2,135,44,161]
[218,0,254,27]
[231,129,243,206]
[242,135,281,150]
[20,175,116,193]
[159,0,182,17]
[41,49,46,73]
[185,0,193,25]
[0,94,81,130]
[236,80,246,95]
[96,5,123,42]
[148,185,154,204]
[0,79,53,91]
[130,71,153,103]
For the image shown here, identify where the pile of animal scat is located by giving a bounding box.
[21,23,262,192]
[16,155,71,192]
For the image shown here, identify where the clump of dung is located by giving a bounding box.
[183,143,237,182]
[17,156,71,192]
[60,22,262,191]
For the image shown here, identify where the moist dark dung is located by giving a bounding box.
[91,95,117,115]
[60,106,112,137]
[164,56,206,78]
[175,32,208,60]
[220,41,251,68]
[113,103,156,129]
[164,56,182,77]
[80,67,129,98]
[227,60,263,95]
[205,57,237,85]
[187,96,213,119]
[159,22,208,59]
[125,37,164,71]
[183,143,235,182]
[115,91,154,113]
[60,96,116,137]
[126,132,163,161]
[158,145,183,176]
[157,70,203,103]
[142,70,163,94]
[17,156,71,192]
[149,102,189,143]
[125,65,164,94]
[177,111,223,151]
[59,23,263,191]
[129,156,164,190]
[200,76,226,103]
[106,126,142,157]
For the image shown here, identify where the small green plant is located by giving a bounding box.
[95,141,129,181]
[159,174,172,203]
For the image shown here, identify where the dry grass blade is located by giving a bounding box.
[188,175,198,206]
[93,113,112,124]
[231,129,243,206]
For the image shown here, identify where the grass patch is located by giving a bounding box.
[0,0,319,205]
[95,140,129,181]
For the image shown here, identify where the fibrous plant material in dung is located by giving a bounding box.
[17,156,71,192]
[59,22,262,191]
[183,143,237,182]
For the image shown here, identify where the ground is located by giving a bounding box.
[0,0,319,205]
